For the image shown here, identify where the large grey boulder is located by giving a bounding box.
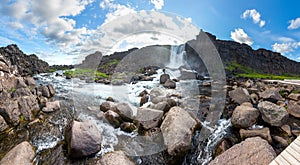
[259,88,283,103]
[231,105,260,128]
[98,151,136,165]
[287,100,300,118]
[100,101,117,112]
[0,100,20,126]
[135,107,164,130]
[228,88,250,104]
[258,101,288,127]
[18,95,40,120]
[209,137,276,165]
[65,120,102,158]
[116,102,134,121]
[0,141,35,165]
[160,106,199,156]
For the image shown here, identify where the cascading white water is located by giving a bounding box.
[167,44,186,69]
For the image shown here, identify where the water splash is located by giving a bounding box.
[167,44,186,69]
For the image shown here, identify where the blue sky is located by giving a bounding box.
[1,0,300,64]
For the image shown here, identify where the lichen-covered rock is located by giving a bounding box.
[209,137,276,165]
[0,141,35,165]
[160,106,199,156]
[258,101,289,127]
[65,120,102,158]
[231,105,260,128]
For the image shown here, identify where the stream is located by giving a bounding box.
[31,44,232,165]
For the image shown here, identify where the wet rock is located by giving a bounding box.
[166,98,177,107]
[135,107,163,130]
[98,151,136,165]
[18,95,40,120]
[287,100,300,118]
[47,84,56,97]
[106,96,115,102]
[209,137,276,165]
[65,120,102,158]
[138,90,148,97]
[258,101,289,127]
[42,100,60,113]
[228,88,250,104]
[231,105,260,128]
[116,102,134,121]
[150,87,166,98]
[259,87,283,103]
[120,122,136,133]
[239,127,272,143]
[38,85,51,98]
[0,100,20,126]
[160,74,170,84]
[104,110,122,128]
[100,101,117,112]
[0,141,35,165]
[163,79,176,89]
[160,107,198,156]
[149,101,171,113]
[0,115,8,132]
[288,93,300,101]
[140,95,149,106]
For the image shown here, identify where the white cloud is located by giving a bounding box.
[288,18,300,30]
[242,9,265,27]
[150,0,164,10]
[272,42,300,54]
[278,37,294,42]
[230,28,253,46]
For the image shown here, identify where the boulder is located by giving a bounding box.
[209,137,276,165]
[42,100,60,113]
[65,120,102,158]
[0,141,35,165]
[18,95,40,120]
[281,124,292,136]
[239,127,272,143]
[23,77,36,87]
[287,100,300,118]
[149,101,171,113]
[151,96,166,104]
[98,151,136,165]
[11,87,32,98]
[0,100,20,126]
[259,88,283,103]
[228,88,250,104]
[38,85,51,98]
[258,101,289,126]
[104,110,122,128]
[163,79,176,89]
[116,102,134,121]
[0,115,8,132]
[135,107,164,130]
[47,84,56,97]
[160,107,198,156]
[100,101,117,112]
[140,95,149,106]
[231,105,260,128]
[160,74,170,84]
[288,93,300,101]
[150,87,166,98]
[272,135,288,147]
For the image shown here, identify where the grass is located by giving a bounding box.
[227,62,300,80]
[99,59,120,70]
[64,68,110,79]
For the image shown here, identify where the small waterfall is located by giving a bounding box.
[167,44,186,69]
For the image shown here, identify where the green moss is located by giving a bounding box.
[227,61,300,80]
[95,71,110,78]
[10,87,16,93]
[64,68,110,79]
[99,59,120,70]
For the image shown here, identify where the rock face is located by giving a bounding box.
[231,105,260,128]
[0,44,49,76]
[0,141,35,165]
[98,151,136,165]
[288,93,300,101]
[228,88,250,104]
[160,107,199,156]
[209,137,276,165]
[65,120,102,158]
[258,101,289,126]
[0,115,8,132]
[287,100,300,118]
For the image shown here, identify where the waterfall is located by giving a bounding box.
[167,44,186,68]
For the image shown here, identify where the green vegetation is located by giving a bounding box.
[99,59,120,70]
[10,87,16,93]
[227,62,300,80]
[64,68,110,79]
